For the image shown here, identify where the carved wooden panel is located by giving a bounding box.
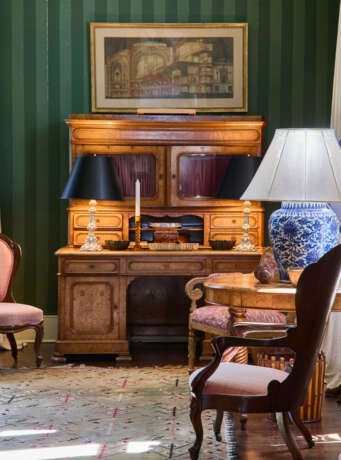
[63,276,119,339]
[73,231,123,246]
[63,259,120,274]
[74,213,122,229]
[211,214,257,228]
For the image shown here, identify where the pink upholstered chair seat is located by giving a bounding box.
[190,305,286,333]
[0,303,43,327]
[190,362,288,396]
[191,306,230,331]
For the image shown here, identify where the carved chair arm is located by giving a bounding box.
[185,276,209,313]
[233,322,296,336]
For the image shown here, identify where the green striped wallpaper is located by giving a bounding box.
[0,0,339,314]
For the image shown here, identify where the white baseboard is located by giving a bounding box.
[10,315,58,343]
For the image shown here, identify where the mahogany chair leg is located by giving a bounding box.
[276,411,303,460]
[188,327,196,373]
[224,411,240,459]
[6,333,18,366]
[290,409,315,448]
[32,323,44,368]
[213,409,223,441]
[189,397,203,460]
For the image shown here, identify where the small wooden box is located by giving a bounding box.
[153,230,178,243]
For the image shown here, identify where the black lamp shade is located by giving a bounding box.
[61,155,123,201]
[216,156,261,199]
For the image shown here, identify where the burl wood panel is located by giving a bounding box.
[63,276,119,340]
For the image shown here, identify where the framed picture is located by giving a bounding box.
[90,23,248,113]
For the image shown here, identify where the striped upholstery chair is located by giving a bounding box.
[0,234,44,367]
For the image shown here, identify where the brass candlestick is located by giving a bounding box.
[134,216,142,250]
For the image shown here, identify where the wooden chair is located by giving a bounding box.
[186,248,285,373]
[0,234,44,367]
[188,244,341,460]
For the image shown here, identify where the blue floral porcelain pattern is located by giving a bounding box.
[269,202,339,280]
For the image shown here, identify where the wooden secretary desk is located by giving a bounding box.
[54,114,266,360]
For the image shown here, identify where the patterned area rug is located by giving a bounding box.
[0,365,228,459]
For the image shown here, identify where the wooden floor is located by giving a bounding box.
[1,342,341,459]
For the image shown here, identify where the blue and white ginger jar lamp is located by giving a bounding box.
[241,129,341,280]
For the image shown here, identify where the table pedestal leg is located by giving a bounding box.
[230,306,248,365]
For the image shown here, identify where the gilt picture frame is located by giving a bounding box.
[90,23,248,113]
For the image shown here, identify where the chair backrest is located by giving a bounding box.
[0,234,21,302]
[279,244,341,408]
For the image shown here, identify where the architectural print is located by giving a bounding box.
[104,38,233,99]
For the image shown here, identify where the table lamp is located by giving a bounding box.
[61,154,123,251]
[241,129,341,280]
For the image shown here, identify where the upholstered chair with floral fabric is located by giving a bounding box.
[186,248,286,374]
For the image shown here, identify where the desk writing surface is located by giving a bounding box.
[55,247,263,256]
[203,272,341,312]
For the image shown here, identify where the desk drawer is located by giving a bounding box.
[73,231,123,247]
[210,214,257,228]
[73,213,122,229]
[63,259,120,274]
[126,257,207,275]
[210,230,258,244]
[212,257,260,274]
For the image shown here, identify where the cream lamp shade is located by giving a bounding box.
[241,128,341,280]
[241,129,341,202]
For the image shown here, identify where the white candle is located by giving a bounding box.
[135,179,140,217]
